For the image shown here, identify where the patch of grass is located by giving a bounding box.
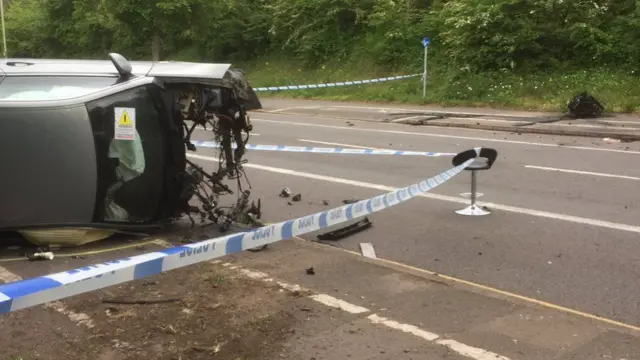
[242,58,640,114]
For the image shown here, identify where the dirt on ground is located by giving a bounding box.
[2,260,312,360]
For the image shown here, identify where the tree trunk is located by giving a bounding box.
[151,31,161,61]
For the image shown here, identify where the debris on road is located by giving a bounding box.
[603,137,622,144]
[342,198,360,204]
[359,243,377,259]
[322,200,330,206]
[317,217,373,241]
[280,187,292,197]
[292,194,302,202]
[28,251,54,261]
[567,91,604,118]
[306,267,315,275]
[247,199,262,219]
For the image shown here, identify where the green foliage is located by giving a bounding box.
[245,59,640,113]
[184,0,273,61]
[436,0,639,71]
[2,0,640,111]
[267,0,372,64]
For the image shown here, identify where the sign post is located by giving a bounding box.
[422,37,430,99]
[0,0,6,58]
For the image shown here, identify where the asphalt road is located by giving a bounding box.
[189,107,640,327]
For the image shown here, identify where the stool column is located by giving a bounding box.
[470,170,477,206]
[455,169,491,216]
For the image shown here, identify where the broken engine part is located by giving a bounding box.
[280,188,292,197]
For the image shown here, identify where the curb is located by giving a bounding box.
[253,108,640,142]
[395,119,640,142]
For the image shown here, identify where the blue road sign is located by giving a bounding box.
[422,37,430,47]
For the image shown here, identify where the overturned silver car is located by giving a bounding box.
[0,53,262,246]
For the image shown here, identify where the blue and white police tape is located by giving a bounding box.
[0,151,479,314]
[253,73,422,92]
[192,141,457,157]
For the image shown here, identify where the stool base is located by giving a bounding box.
[455,204,491,216]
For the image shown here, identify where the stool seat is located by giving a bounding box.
[452,148,497,171]
[464,158,490,171]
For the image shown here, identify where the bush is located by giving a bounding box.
[3,0,639,111]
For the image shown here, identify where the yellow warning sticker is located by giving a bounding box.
[114,107,136,140]
[119,110,133,127]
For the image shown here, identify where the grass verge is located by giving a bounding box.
[241,58,640,114]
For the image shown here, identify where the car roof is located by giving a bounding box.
[0,58,232,80]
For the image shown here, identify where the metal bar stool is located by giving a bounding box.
[451,148,498,216]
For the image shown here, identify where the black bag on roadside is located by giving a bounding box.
[567,91,604,118]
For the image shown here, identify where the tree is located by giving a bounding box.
[100,0,198,61]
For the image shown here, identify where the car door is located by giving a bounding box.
[86,85,166,224]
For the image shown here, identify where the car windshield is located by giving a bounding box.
[0,76,119,101]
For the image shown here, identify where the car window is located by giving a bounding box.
[0,76,119,101]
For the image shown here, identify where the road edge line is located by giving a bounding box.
[291,237,640,333]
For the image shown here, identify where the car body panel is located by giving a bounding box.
[0,59,231,80]
[0,59,260,109]
[0,105,98,228]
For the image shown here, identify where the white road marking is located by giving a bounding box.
[266,106,322,113]
[229,262,511,360]
[309,294,370,314]
[252,118,640,155]
[44,301,95,328]
[0,265,95,328]
[525,165,640,181]
[435,339,511,360]
[359,243,378,259]
[391,115,426,123]
[298,139,385,150]
[275,281,305,292]
[187,153,640,234]
[460,192,484,198]
[367,314,440,341]
[238,268,270,280]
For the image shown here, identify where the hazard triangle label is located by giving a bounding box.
[114,107,136,140]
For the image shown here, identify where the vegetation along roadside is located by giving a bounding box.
[3,0,639,113]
